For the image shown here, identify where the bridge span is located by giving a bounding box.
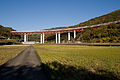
[11,20,120,44]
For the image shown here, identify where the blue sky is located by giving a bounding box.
[0,0,120,31]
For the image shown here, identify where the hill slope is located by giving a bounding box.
[46,9,120,43]
[69,9,120,28]
[0,25,20,39]
[76,23,120,43]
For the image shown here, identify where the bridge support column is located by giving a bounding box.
[68,32,70,41]
[40,34,43,44]
[26,34,28,42]
[43,33,44,44]
[56,32,58,44]
[58,33,60,44]
[74,30,76,38]
[24,33,27,42]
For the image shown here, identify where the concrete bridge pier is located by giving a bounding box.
[58,33,60,44]
[56,32,58,44]
[24,33,28,42]
[23,31,76,44]
[27,34,28,42]
[74,30,76,38]
[43,33,44,44]
[40,33,45,44]
[24,33,26,42]
[40,34,43,44]
[56,32,60,44]
[68,30,76,41]
[68,32,70,41]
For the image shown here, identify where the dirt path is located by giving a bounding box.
[0,45,49,80]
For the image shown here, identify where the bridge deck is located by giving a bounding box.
[11,20,120,35]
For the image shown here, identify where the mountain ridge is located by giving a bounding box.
[68,9,120,28]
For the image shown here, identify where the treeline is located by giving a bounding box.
[0,25,12,38]
[69,9,120,28]
[76,23,120,43]
[0,25,20,39]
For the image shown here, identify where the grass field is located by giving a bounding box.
[34,45,120,80]
[0,45,27,65]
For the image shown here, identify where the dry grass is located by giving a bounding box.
[0,45,27,65]
[34,45,120,80]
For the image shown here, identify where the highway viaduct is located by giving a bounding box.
[11,20,120,44]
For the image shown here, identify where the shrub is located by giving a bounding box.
[0,40,21,45]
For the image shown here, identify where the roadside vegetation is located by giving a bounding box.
[34,45,120,80]
[0,46,27,65]
[0,40,21,45]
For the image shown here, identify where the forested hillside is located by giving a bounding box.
[69,9,120,28]
[0,25,13,39]
[46,9,120,43]
[0,25,20,39]
[76,23,120,43]
[0,25,21,45]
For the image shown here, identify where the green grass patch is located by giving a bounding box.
[34,45,120,80]
[0,45,27,65]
